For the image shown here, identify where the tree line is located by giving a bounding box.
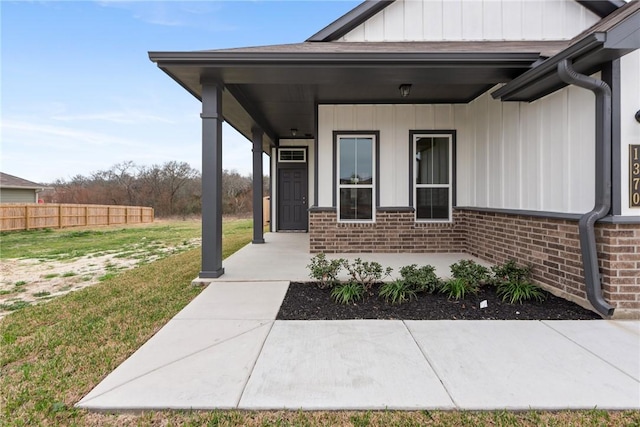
[41,161,268,218]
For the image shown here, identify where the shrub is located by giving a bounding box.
[491,259,531,284]
[343,258,392,289]
[439,277,478,300]
[399,264,440,293]
[331,282,364,304]
[307,253,344,289]
[496,280,546,304]
[450,259,491,285]
[379,280,417,305]
[492,260,546,304]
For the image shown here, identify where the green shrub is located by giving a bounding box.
[492,260,546,304]
[307,253,344,289]
[439,277,478,300]
[491,259,531,284]
[331,282,365,304]
[496,280,546,304]
[379,280,417,304]
[450,259,490,285]
[343,258,392,289]
[398,264,440,293]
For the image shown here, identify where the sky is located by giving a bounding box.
[1,0,360,183]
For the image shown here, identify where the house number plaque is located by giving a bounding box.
[632,145,640,207]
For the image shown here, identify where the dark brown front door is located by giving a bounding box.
[278,165,308,230]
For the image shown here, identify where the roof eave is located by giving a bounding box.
[491,33,607,101]
[575,0,627,18]
[149,50,544,66]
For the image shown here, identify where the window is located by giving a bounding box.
[337,135,376,221]
[413,133,453,221]
[278,148,306,163]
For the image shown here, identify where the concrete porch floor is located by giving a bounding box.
[77,233,640,412]
[196,232,488,284]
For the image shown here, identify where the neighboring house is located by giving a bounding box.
[0,172,45,203]
[150,0,640,318]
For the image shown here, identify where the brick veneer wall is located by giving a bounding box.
[308,207,640,317]
[596,223,640,314]
[309,209,465,253]
[459,209,640,316]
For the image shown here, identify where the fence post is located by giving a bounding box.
[25,206,29,230]
[59,204,63,228]
[108,206,111,225]
[125,207,128,224]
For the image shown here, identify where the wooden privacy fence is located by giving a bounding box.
[0,204,154,232]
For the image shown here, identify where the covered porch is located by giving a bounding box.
[197,231,489,283]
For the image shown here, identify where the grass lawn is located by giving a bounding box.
[0,219,203,260]
[1,218,639,426]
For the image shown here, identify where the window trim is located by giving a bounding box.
[333,131,380,223]
[409,130,456,223]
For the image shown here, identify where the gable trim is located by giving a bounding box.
[306,0,395,42]
[576,0,626,18]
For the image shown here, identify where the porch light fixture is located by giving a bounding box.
[635,109,640,123]
[290,128,298,137]
[399,84,412,98]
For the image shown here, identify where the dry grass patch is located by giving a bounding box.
[1,219,252,426]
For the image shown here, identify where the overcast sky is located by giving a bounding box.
[1,0,360,183]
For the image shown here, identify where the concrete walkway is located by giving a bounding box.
[77,234,640,411]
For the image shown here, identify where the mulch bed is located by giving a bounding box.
[277,282,601,320]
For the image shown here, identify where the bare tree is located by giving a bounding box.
[46,161,259,218]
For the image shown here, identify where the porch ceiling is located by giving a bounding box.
[149,41,567,148]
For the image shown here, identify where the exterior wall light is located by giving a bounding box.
[290,128,298,137]
[635,109,640,124]
[399,84,412,98]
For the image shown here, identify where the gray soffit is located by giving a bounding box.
[150,42,561,144]
[306,0,395,42]
[576,0,627,18]
[493,0,640,102]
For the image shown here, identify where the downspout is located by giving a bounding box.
[557,59,614,316]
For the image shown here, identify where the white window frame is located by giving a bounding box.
[278,148,306,163]
[337,134,376,223]
[413,133,453,223]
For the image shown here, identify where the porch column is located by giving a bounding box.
[200,82,224,278]
[252,127,265,244]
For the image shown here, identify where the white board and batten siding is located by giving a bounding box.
[317,84,597,214]
[339,0,601,42]
[620,50,640,216]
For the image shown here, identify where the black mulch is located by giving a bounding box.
[276,282,601,321]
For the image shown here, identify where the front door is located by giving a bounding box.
[278,165,308,231]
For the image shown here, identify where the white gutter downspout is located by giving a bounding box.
[557,59,615,317]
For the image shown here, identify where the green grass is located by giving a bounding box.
[32,292,51,298]
[0,220,202,261]
[1,217,638,426]
[0,218,253,426]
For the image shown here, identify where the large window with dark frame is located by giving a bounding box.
[413,133,452,221]
[337,135,375,221]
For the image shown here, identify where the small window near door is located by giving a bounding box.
[278,148,306,163]
[413,133,453,221]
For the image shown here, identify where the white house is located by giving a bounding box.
[150,0,640,318]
